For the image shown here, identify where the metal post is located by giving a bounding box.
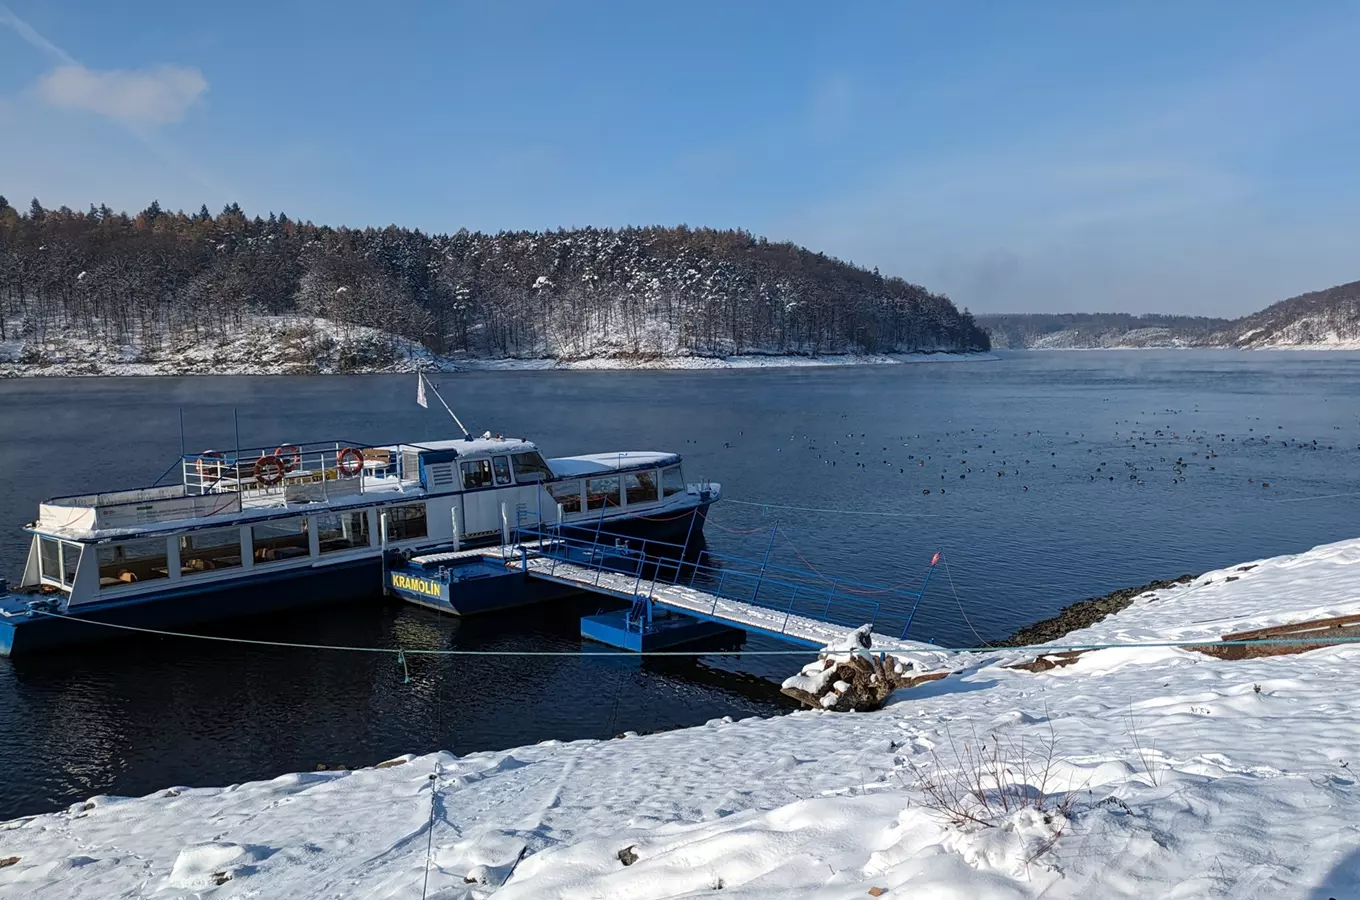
[823,580,837,618]
[632,549,645,598]
[675,508,698,584]
[380,510,390,596]
[750,523,778,607]
[233,408,240,473]
[900,553,940,640]
[782,586,799,633]
[500,502,509,552]
[178,407,185,460]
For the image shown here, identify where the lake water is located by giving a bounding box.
[2,350,1358,819]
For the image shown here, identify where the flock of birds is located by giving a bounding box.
[686,408,1357,498]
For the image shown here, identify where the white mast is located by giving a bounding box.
[418,374,470,438]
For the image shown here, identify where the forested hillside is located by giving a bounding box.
[0,196,989,372]
[1222,279,1360,348]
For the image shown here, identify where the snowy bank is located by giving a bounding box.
[4,538,1360,898]
[0,316,995,377]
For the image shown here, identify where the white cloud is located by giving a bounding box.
[36,64,207,126]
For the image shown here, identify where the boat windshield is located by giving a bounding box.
[511,451,553,482]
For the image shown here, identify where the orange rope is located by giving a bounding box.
[632,509,701,523]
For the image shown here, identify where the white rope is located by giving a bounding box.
[940,552,992,647]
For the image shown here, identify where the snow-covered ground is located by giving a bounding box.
[4,538,1360,898]
[0,317,462,377]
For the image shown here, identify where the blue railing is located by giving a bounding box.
[513,519,906,640]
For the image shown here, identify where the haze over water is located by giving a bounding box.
[1,349,1358,818]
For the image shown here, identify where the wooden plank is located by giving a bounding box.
[1223,613,1360,642]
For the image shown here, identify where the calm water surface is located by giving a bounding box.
[1,350,1358,819]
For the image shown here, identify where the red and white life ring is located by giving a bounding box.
[254,455,286,486]
[338,447,364,477]
[196,450,225,483]
[274,444,302,472]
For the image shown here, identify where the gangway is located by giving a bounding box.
[504,522,942,654]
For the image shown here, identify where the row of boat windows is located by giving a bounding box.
[546,466,685,515]
[39,503,429,589]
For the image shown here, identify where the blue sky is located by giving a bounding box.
[2,1,1358,316]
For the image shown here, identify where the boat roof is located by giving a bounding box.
[398,436,539,456]
[548,452,681,477]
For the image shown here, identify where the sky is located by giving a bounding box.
[1,1,1358,317]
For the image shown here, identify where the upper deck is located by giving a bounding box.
[30,436,693,541]
[33,437,549,540]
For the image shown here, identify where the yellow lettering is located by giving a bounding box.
[391,573,441,598]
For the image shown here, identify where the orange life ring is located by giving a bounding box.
[196,450,225,483]
[255,455,286,486]
[338,447,364,477]
[274,444,302,472]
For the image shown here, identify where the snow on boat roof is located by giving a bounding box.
[547,451,680,476]
[392,437,538,456]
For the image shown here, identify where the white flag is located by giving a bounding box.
[416,374,428,408]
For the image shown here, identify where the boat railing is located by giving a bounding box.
[181,440,400,502]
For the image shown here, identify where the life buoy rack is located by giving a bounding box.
[338,447,364,477]
[254,455,286,486]
[196,450,225,484]
[274,444,302,472]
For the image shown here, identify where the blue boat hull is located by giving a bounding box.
[0,501,713,656]
[0,557,382,656]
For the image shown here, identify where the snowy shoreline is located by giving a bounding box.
[0,350,999,378]
[4,536,1360,897]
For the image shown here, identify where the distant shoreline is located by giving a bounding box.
[0,350,1000,378]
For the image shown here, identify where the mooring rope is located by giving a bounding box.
[939,552,992,648]
[23,608,1360,657]
[723,498,939,518]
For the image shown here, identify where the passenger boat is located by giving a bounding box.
[0,435,719,655]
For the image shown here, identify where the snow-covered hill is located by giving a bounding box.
[3,537,1359,898]
[980,278,1360,351]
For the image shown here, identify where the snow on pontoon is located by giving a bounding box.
[0,423,718,655]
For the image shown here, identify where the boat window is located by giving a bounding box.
[61,542,81,586]
[586,475,621,511]
[39,537,61,584]
[385,503,428,541]
[317,512,371,553]
[511,451,553,482]
[492,456,513,486]
[461,459,494,489]
[662,466,686,497]
[548,480,583,515]
[624,471,658,505]
[179,528,244,575]
[97,537,171,586]
[252,518,311,563]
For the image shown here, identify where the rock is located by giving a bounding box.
[781,629,943,712]
[0,856,19,868]
[997,575,1196,646]
[618,845,638,866]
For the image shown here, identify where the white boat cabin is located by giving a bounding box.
[16,436,714,609]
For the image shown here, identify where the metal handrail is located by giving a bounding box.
[513,522,883,633]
